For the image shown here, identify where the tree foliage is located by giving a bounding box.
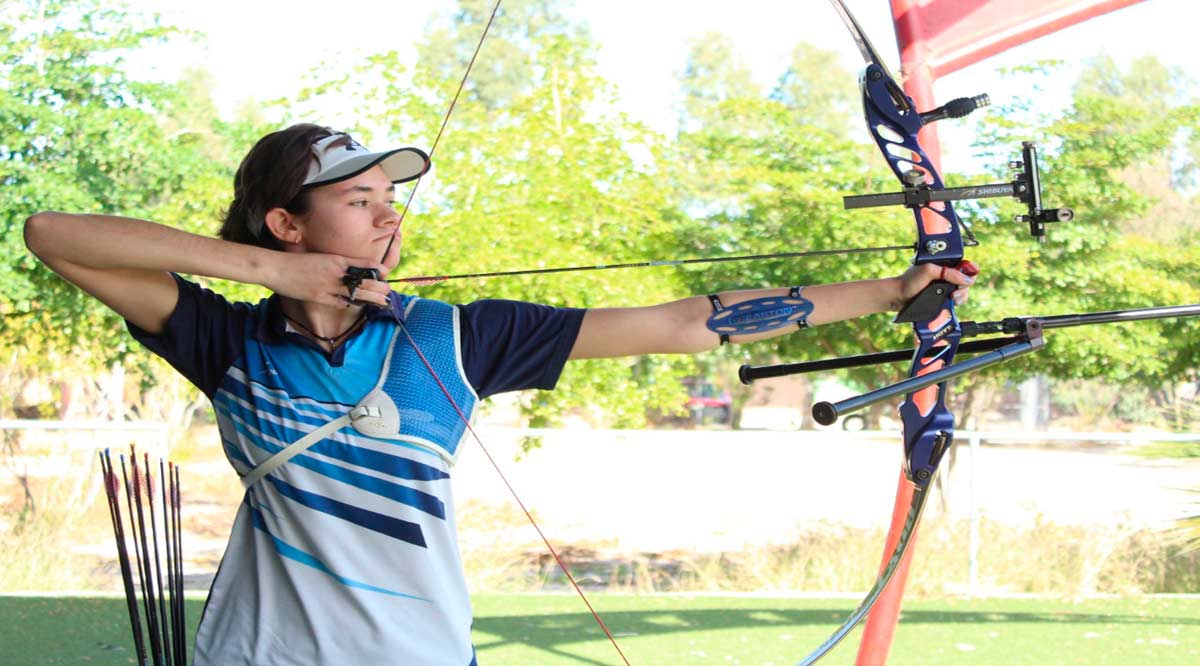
[0,0,275,420]
[0,1,253,365]
[277,0,698,426]
[2,0,1198,433]
[967,60,1200,391]
[673,43,1199,426]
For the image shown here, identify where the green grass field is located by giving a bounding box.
[1,593,1196,665]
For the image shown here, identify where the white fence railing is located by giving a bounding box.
[3,421,1196,594]
[459,425,1200,595]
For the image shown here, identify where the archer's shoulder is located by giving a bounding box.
[458,299,585,336]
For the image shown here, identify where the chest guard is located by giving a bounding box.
[241,298,478,490]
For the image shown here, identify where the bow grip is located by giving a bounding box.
[893,260,978,323]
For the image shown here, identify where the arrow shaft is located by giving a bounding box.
[389,244,913,283]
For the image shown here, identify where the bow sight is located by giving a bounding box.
[739,109,1078,420]
[842,139,1075,243]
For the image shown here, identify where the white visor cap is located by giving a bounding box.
[302,134,430,188]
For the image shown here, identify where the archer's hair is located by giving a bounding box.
[219,123,338,250]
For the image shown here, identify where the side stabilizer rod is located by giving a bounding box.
[812,331,1044,426]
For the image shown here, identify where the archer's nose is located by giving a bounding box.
[378,203,401,228]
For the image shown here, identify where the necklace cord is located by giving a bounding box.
[283,311,367,346]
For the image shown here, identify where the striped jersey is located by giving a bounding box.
[130,275,583,665]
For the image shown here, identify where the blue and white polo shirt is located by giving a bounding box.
[130,274,583,666]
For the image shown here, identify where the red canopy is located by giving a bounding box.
[893,0,1148,78]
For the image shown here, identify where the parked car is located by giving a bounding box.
[683,379,732,426]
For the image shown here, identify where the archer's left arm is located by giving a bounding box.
[568,263,974,359]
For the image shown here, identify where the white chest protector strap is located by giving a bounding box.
[240,412,351,490]
[241,331,405,491]
[239,389,401,491]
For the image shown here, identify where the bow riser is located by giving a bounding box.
[861,62,965,488]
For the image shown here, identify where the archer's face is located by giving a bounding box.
[299,166,401,268]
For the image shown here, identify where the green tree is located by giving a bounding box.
[289,0,698,427]
[966,59,1200,394]
[417,0,586,112]
[677,32,762,134]
[770,43,859,135]
[0,0,252,419]
[1068,54,1200,558]
[674,33,915,413]
[0,0,231,364]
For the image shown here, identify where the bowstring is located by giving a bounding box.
[382,2,633,662]
[397,323,634,666]
[378,0,504,265]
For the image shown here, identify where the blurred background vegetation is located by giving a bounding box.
[1,0,1198,589]
[2,0,1196,431]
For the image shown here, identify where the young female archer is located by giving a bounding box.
[24,123,973,665]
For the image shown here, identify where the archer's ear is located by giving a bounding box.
[263,207,302,245]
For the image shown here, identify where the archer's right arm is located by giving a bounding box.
[22,213,386,334]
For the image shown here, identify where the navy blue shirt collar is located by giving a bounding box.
[255,292,407,366]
